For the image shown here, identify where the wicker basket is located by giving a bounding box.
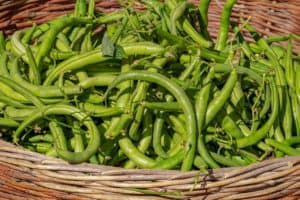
[0,0,300,199]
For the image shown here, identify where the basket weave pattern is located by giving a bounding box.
[1,0,299,51]
[1,140,300,199]
[0,0,300,199]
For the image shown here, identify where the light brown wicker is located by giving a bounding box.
[1,139,300,200]
[0,0,300,199]
[1,0,299,52]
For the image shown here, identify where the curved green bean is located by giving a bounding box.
[12,105,100,163]
[215,0,237,51]
[104,71,196,171]
[237,78,279,148]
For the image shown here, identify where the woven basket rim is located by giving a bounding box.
[1,139,300,199]
[1,139,299,173]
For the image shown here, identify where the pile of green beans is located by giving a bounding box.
[0,0,299,171]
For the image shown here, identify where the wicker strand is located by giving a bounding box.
[1,140,300,199]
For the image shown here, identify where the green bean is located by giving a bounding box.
[107,114,131,139]
[13,105,100,164]
[295,63,300,102]
[71,27,89,51]
[49,121,68,151]
[153,112,168,158]
[72,121,98,164]
[111,17,128,44]
[29,134,53,143]
[36,17,92,69]
[257,142,273,153]
[79,103,123,117]
[182,19,212,48]
[11,31,28,62]
[283,137,300,146]
[81,30,93,52]
[0,0,299,171]
[238,149,258,164]
[95,11,125,24]
[9,59,82,98]
[31,23,50,39]
[272,45,286,59]
[74,0,87,17]
[0,75,44,107]
[0,118,20,128]
[123,42,165,56]
[210,152,247,167]
[249,62,270,75]
[215,0,237,51]
[179,51,201,81]
[104,71,196,171]
[104,64,132,139]
[282,92,293,139]
[221,115,244,139]
[198,0,211,39]
[265,139,300,156]
[119,137,156,168]
[0,53,9,77]
[124,110,153,169]
[25,45,41,85]
[153,150,185,169]
[128,58,168,140]
[43,49,112,85]
[143,101,181,112]
[180,49,226,63]
[68,27,81,43]
[0,92,29,108]
[273,122,284,142]
[98,137,118,164]
[50,50,77,60]
[205,69,238,126]
[195,67,219,168]
[80,93,104,104]
[230,80,244,108]
[46,148,58,157]
[88,0,95,17]
[34,143,53,153]
[129,105,145,141]
[78,75,117,89]
[5,107,35,121]
[165,0,177,10]
[237,78,279,148]
[266,35,290,43]
[161,7,172,32]
[41,41,161,85]
[211,63,263,85]
[259,84,271,118]
[193,155,208,170]
[253,34,286,111]
[155,28,186,48]
[0,31,5,52]
[166,115,185,136]
[290,92,300,135]
[169,1,189,35]
[55,33,72,52]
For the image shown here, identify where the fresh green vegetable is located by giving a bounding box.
[0,0,299,171]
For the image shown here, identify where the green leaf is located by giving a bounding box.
[115,45,127,59]
[101,32,126,59]
[101,32,115,57]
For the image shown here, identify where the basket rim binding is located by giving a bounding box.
[0,0,299,54]
[1,139,300,199]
